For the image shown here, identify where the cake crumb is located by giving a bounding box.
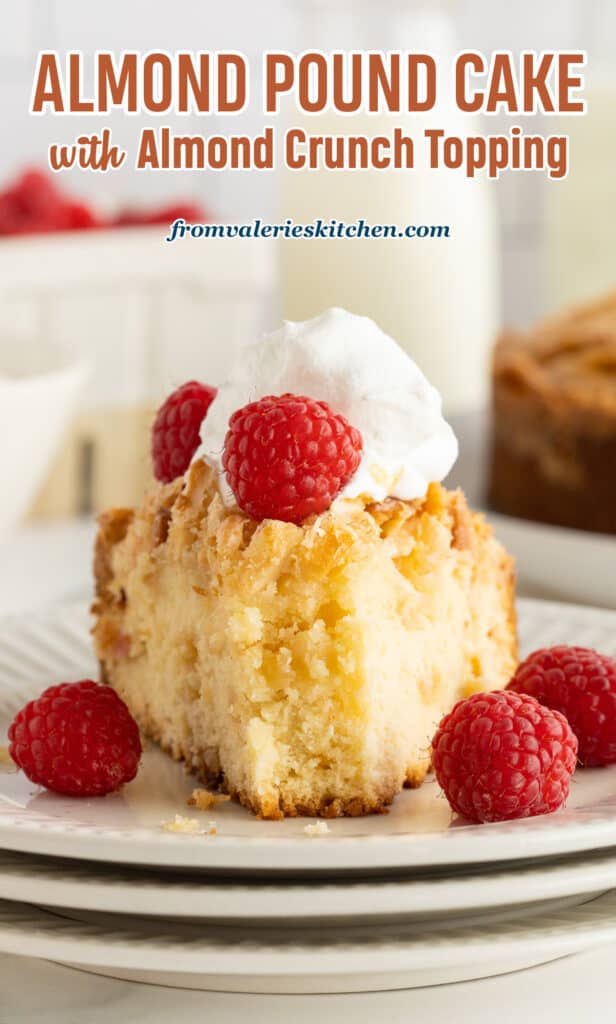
[304,820,330,837]
[187,787,231,811]
[161,814,202,834]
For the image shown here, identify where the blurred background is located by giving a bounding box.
[0,0,613,536]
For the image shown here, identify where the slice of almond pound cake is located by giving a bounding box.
[93,459,517,819]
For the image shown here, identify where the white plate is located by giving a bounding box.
[0,845,613,922]
[485,513,616,611]
[1,891,616,993]
[1,601,616,874]
[450,411,616,610]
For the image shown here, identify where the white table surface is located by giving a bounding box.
[0,519,615,1022]
[2,945,616,1024]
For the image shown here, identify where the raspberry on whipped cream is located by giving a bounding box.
[222,393,363,524]
[197,307,458,506]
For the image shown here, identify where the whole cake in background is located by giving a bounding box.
[93,309,517,820]
[490,291,616,535]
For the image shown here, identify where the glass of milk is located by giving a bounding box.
[279,0,500,414]
[545,0,616,312]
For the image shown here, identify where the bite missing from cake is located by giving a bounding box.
[92,309,517,820]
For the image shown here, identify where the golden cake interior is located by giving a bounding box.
[93,460,517,819]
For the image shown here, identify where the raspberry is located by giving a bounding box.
[222,393,363,524]
[432,690,577,824]
[0,168,103,236]
[114,201,208,226]
[8,680,141,797]
[63,200,102,230]
[152,380,217,483]
[507,646,616,767]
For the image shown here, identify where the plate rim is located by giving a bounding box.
[0,846,616,919]
[1,890,616,976]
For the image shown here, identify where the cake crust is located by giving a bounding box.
[93,461,517,819]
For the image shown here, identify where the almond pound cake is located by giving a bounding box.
[490,291,616,534]
[93,464,516,819]
[93,308,517,819]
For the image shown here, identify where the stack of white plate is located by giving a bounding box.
[1,599,616,994]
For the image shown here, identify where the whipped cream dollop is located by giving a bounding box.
[197,307,458,506]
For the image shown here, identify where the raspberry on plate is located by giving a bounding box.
[432,690,578,824]
[222,393,363,524]
[152,380,217,483]
[508,645,616,767]
[8,680,142,797]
